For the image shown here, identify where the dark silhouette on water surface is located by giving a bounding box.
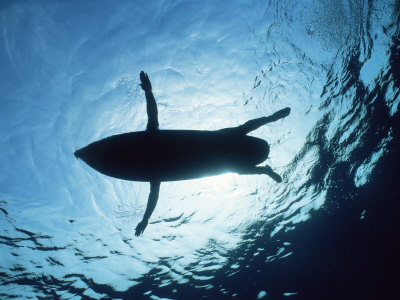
[74,71,290,236]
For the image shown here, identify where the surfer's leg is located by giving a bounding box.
[236,165,282,183]
[135,181,161,236]
[220,107,290,135]
[140,71,159,131]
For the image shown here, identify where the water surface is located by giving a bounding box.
[1,0,399,299]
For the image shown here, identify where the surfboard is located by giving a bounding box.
[74,130,269,182]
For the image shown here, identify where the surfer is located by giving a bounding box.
[75,71,290,236]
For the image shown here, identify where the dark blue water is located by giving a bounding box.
[1,0,399,299]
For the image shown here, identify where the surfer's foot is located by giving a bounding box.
[279,107,291,118]
[263,166,283,183]
[269,107,291,122]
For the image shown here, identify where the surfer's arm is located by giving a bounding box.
[140,71,159,131]
[220,107,290,134]
[135,181,161,236]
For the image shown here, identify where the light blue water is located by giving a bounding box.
[1,0,399,299]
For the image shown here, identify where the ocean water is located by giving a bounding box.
[0,0,399,299]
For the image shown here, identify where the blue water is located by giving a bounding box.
[1,0,399,299]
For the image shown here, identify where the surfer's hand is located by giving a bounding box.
[140,71,152,92]
[135,219,148,236]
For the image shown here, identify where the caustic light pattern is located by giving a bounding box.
[0,0,399,299]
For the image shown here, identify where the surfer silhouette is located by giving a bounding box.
[74,71,290,236]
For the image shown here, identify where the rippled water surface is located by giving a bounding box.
[1,0,399,299]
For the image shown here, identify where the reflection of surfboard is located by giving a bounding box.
[74,130,269,182]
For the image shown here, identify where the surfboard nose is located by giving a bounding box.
[74,147,91,162]
[74,149,81,159]
[73,142,107,174]
[74,147,90,162]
